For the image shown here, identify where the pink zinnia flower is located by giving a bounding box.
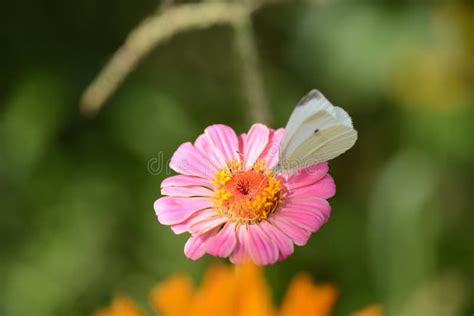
[154,124,335,265]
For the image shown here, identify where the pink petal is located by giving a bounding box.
[281,198,331,218]
[154,196,212,225]
[170,142,217,179]
[239,133,247,152]
[278,198,331,232]
[259,220,294,260]
[161,175,212,189]
[206,222,237,257]
[169,208,226,235]
[247,223,279,265]
[230,225,249,264]
[277,209,327,233]
[169,208,209,234]
[161,185,213,197]
[260,128,285,168]
[238,133,247,165]
[184,234,208,260]
[188,209,226,235]
[170,223,189,234]
[286,163,329,189]
[269,215,311,246]
[244,124,270,168]
[194,134,226,169]
[204,124,239,163]
[287,175,336,199]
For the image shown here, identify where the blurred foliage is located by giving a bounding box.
[0,0,473,315]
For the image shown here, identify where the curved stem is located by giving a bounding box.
[80,2,246,115]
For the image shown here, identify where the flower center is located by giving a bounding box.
[211,159,282,224]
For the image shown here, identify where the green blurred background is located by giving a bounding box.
[1,0,473,315]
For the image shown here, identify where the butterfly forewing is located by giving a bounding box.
[280,110,336,158]
[277,90,357,173]
[280,90,335,152]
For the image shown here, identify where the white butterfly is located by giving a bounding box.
[274,89,357,173]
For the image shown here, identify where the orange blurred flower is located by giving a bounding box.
[93,295,145,316]
[351,305,384,316]
[93,264,382,316]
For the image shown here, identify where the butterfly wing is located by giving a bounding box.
[276,90,357,173]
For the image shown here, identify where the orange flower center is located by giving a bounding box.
[211,160,282,224]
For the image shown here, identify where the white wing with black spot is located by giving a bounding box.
[275,90,357,173]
